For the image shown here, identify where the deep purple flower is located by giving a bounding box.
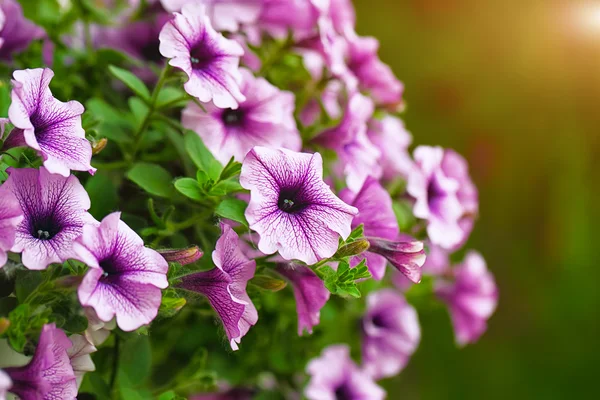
[339,177,398,280]
[367,238,426,283]
[0,0,45,61]
[435,251,498,346]
[305,345,385,400]
[159,3,245,108]
[275,264,330,335]
[0,187,23,268]
[314,92,381,192]
[6,68,95,176]
[73,212,168,332]
[345,31,403,109]
[0,167,94,271]
[240,147,358,265]
[3,324,77,400]
[362,289,420,379]
[257,0,322,40]
[182,68,301,163]
[67,334,96,389]
[177,223,257,350]
[161,0,262,32]
[407,146,478,250]
[367,115,414,181]
[0,370,10,400]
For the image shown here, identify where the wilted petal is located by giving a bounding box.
[67,335,96,389]
[240,147,358,265]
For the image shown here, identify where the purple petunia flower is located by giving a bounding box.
[407,146,478,250]
[367,238,426,283]
[367,115,414,181]
[362,289,420,379]
[340,177,399,280]
[0,370,10,400]
[0,118,8,140]
[435,251,498,346]
[0,167,94,271]
[6,68,95,177]
[240,146,358,265]
[159,3,245,108]
[3,323,78,400]
[73,212,169,332]
[161,0,262,32]
[257,0,322,40]
[0,187,23,268]
[314,92,381,192]
[182,68,301,163]
[0,0,45,61]
[345,31,404,109]
[177,223,257,350]
[67,335,96,389]
[305,344,385,400]
[275,263,330,335]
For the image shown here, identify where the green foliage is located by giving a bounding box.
[109,65,151,101]
[318,260,372,298]
[184,131,222,181]
[127,162,175,198]
[215,198,248,227]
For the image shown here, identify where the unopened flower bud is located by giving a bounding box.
[0,317,10,335]
[159,246,203,265]
[367,238,426,283]
[92,138,108,155]
[334,239,370,258]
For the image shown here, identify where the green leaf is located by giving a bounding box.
[318,260,370,298]
[119,334,152,386]
[109,65,151,100]
[219,157,242,181]
[184,131,222,180]
[174,178,204,201]
[15,270,43,303]
[85,172,119,220]
[393,200,416,232]
[346,224,365,243]
[129,96,150,127]
[85,98,133,143]
[158,391,187,400]
[209,179,244,196]
[127,163,174,198]
[215,198,248,227]
[156,87,187,109]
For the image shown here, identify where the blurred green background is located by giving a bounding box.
[353,0,599,398]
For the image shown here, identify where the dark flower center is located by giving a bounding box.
[29,214,62,241]
[427,177,444,203]
[140,39,162,63]
[221,108,245,126]
[277,187,309,214]
[334,384,353,400]
[189,41,216,70]
[371,314,387,328]
[99,258,119,278]
[29,110,55,140]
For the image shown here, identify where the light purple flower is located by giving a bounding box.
[367,115,414,181]
[314,92,381,192]
[367,238,426,283]
[340,177,398,280]
[326,0,355,34]
[305,344,385,400]
[182,68,301,163]
[362,289,420,379]
[161,0,262,32]
[0,118,8,140]
[240,147,358,265]
[6,68,95,176]
[159,3,245,108]
[83,307,116,346]
[67,335,96,389]
[345,31,403,109]
[73,212,168,332]
[0,370,10,400]
[0,167,94,271]
[392,243,450,291]
[275,264,330,335]
[257,0,322,40]
[435,251,498,346]
[3,324,77,400]
[407,146,478,250]
[0,187,23,268]
[0,0,45,61]
[177,223,257,350]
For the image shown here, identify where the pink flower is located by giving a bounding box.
[0,370,11,400]
[257,0,322,40]
[0,186,23,268]
[73,212,169,332]
[0,167,94,271]
[367,115,414,181]
[159,3,245,108]
[161,0,262,32]
[6,68,95,176]
[240,147,358,265]
[182,68,301,163]
[362,289,420,379]
[435,251,498,346]
[177,223,257,350]
[3,324,77,400]
[275,263,330,335]
[0,0,45,61]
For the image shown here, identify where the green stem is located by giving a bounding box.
[131,65,172,159]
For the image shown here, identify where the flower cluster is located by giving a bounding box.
[0,0,497,398]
